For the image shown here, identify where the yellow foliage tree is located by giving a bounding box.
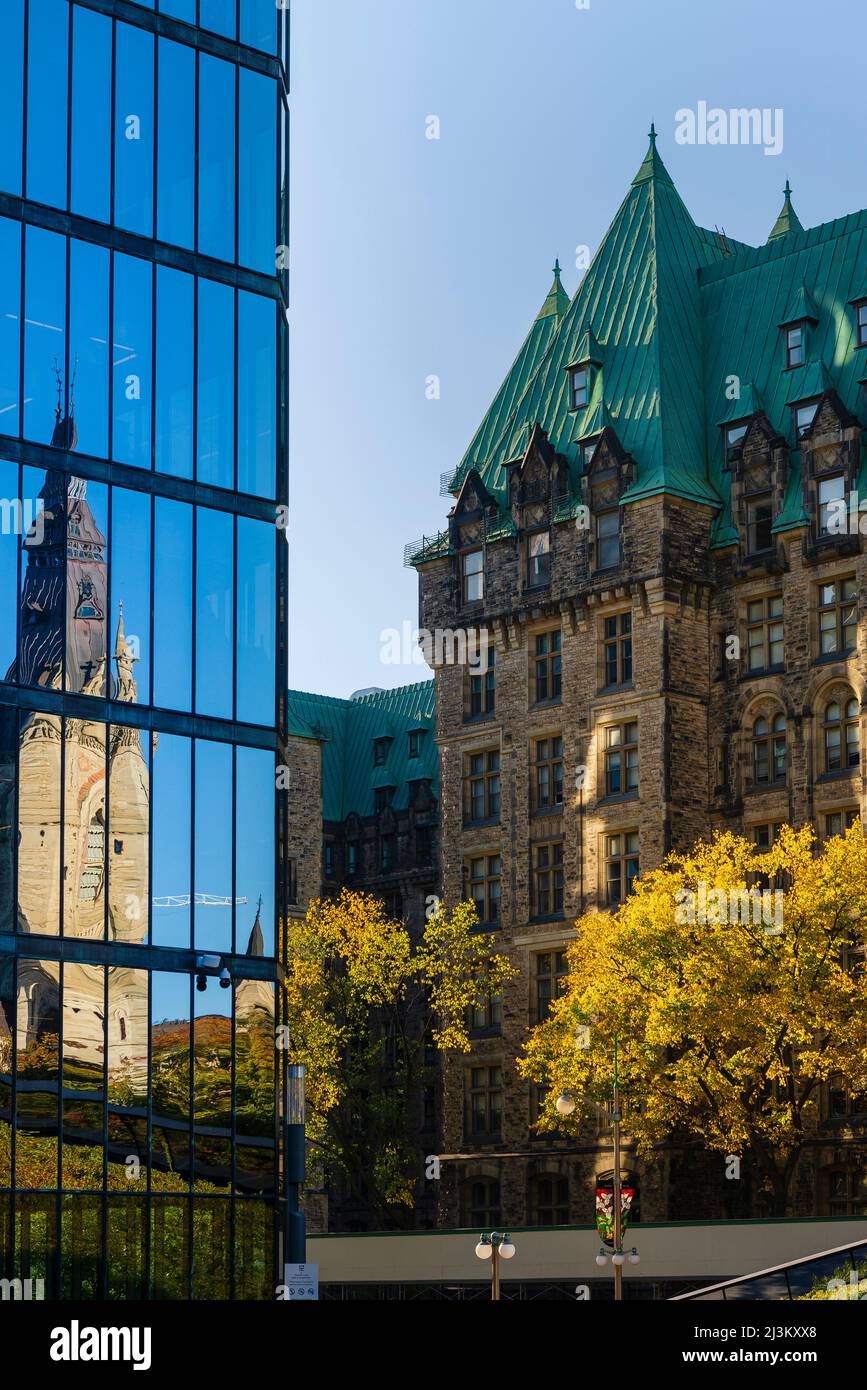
[519,824,867,1215]
[282,890,514,1222]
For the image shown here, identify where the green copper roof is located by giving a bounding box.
[286,682,438,822]
[450,263,570,496]
[767,181,804,243]
[436,128,867,551]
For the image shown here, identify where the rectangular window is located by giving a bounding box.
[603,612,632,687]
[752,822,784,850]
[380,834,396,872]
[533,736,564,810]
[346,843,358,877]
[818,577,857,657]
[796,402,818,438]
[324,843,334,879]
[462,549,484,604]
[824,809,858,839]
[532,1176,570,1226]
[725,423,748,461]
[746,595,784,672]
[198,53,236,263]
[468,855,501,926]
[604,722,639,797]
[470,993,502,1032]
[408,731,421,759]
[288,859,298,904]
[373,738,390,767]
[858,303,867,349]
[818,474,846,536]
[374,787,394,813]
[468,1179,501,1228]
[596,509,620,569]
[465,751,500,823]
[469,1067,502,1137]
[534,630,562,703]
[570,367,589,410]
[786,325,804,368]
[532,842,564,917]
[534,950,567,1023]
[415,824,433,867]
[527,531,550,588]
[746,493,773,553]
[605,831,640,905]
[468,644,495,718]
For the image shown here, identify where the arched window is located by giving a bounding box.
[752,713,787,785]
[823,697,860,773]
[79,810,105,903]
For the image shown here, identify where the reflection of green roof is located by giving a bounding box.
[438,128,867,548]
[286,682,437,821]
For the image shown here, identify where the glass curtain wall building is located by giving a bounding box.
[0,0,289,1299]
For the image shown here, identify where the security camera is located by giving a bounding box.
[219,967,231,989]
[195,973,207,993]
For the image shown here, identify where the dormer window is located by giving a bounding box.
[795,401,818,439]
[373,737,391,767]
[570,367,589,411]
[526,531,550,588]
[856,302,867,349]
[581,438,599,468]
[595,509,620,570]
[408,730,423,758]
[374,786,395,813]
[461,549,484,604]
[818,475,846,536]
[786,325,805,369]
[725,423,748,461]
[746,493,773,554]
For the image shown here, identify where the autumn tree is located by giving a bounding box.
[519,824,867,1216]
[282,890,514,1224]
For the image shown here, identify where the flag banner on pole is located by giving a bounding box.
[595,1186,635,1246]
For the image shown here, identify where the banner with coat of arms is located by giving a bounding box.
[595,1186,635,1246]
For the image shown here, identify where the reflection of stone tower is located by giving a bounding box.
[13,396,150,1088]
[236,902,275,1026]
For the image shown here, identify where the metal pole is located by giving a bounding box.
[284,1064,307,1266]
[612,1035,622,1302]
[492,1241,500,1301]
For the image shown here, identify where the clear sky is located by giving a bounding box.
[289,0,866,698]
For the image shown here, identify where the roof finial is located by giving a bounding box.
[553,257,562,282]
[783,178,792,200]
[649,121,657,145]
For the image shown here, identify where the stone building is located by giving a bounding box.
[407,130,867,1229]
[286,682,440,1230]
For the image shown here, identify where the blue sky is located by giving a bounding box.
[289,0,866,697]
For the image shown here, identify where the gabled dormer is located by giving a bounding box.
[449,469,498,609]
[578,427,633,573]
[564,326,604,413]
[792,385,862,556]
[779,283,820,370]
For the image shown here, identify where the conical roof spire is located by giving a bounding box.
[631,122,673,188]
[767,179,804,242]
[536,258,570,321]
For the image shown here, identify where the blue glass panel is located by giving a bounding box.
[237,291,275,498]
[66,476,108,695]
[239,69,277,274]
[23,226,66,446]
[240,0,278,54]
[156,38,195,249]
[112,253,152,469]
[153,497,192,711]
[235,747,274,956]
[155,266,193,479]
[195,506,233,719]
[0,218,21,436]
[111,487,151,705]
[198,54,235,264]
[69,239,109,459]
[0,460,20,676]
[26,0,68,208]
[70,6,111,223]
[236,517,275,727]
[151,736,191,950]
[158,0,195,21]
[0,0,24,196]
[197,278,234,489]
[194,739,232,952]
[115,23,155,237]
[200,0,236,39]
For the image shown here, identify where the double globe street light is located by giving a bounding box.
[475,1231,516,1300]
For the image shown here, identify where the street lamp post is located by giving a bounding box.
[475,1232,516,1300]
[557,1033,639,1301]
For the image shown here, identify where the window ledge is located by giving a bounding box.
[595,790,639,807]
[597,681,634,696]
[530,912,565,925]
[817,769,860,784]
[463,816,501,830]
